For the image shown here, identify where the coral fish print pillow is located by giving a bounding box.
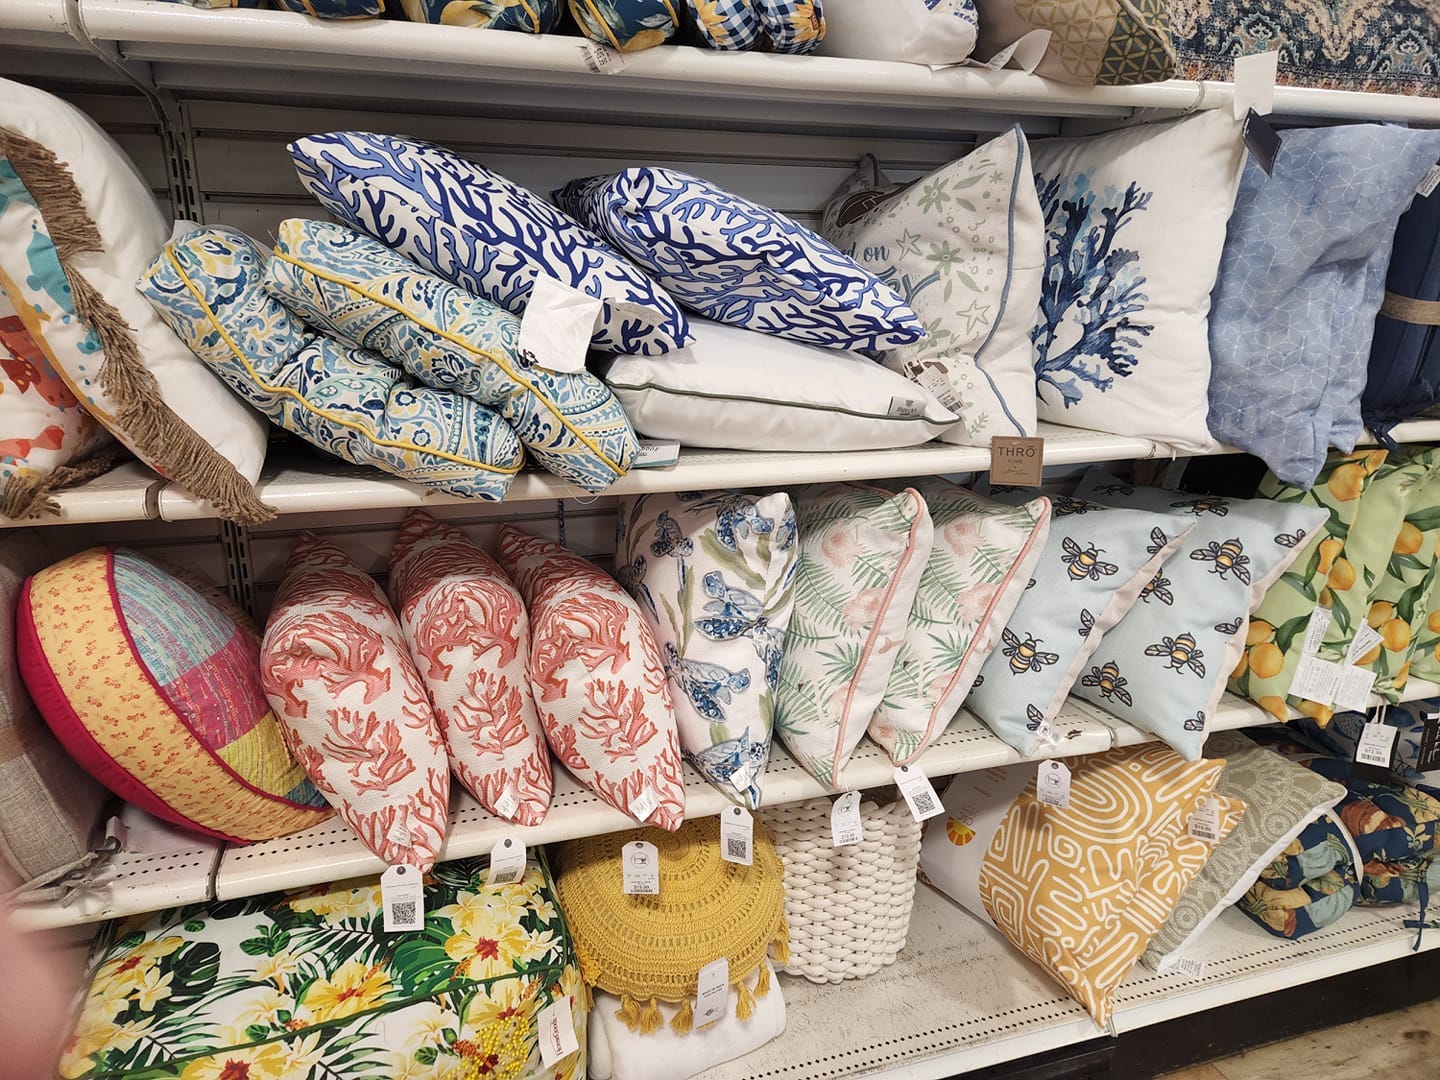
[497,525,686,830]
[261,533,450,871]
[966,493,1195,757]
[289,132,690,356]
[1029,110,1245,454]
[871,478,1050,765]
[615,491,799,808]
[819,126,1045,446]
[775,483,933,790]
[1071,470,1326,760]
[389,511,553,827]
[553,167,926,353]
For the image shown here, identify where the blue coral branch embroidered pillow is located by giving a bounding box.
[1029,111,1245,454]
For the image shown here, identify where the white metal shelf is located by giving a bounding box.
[698,885,1436,1080]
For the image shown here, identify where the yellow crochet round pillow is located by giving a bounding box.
[553,814,787,1035]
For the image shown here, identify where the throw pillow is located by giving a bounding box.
[389,510,554,827]
[1238,808,1361,939]
[819,126,1045,446]
[554,167,925,353]
[569,0,678,50]
[401,0,565,29]
[817,0,976,63]
[973,0,1175,84]
[497,525,687,831]
[261,533,450,870]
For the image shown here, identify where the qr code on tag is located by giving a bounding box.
[726,836,748,860]
[911,790,937,816]
[389,901,417,925]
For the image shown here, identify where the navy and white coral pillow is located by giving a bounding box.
[554,167,927,352]
[288,132,692,356]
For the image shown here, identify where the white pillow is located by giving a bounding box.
[1,78,269,520]
[602,319,959,451]
[817,0,978,64]
[821,126,1044,446]
[1028,111,1245,455]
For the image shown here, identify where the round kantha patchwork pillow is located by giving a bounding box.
[15,547,332,843]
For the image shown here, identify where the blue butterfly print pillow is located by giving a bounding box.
[288,132,692,356]
[615,490,799,807]
[553,167,927,352]
[1071,469,1327,760]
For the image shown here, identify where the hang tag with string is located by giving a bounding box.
[537,997,580,1067]
[695,958,729,1027]
[1037,759,1072,809]
[622,840,660,895]
[486,836,527,887]
[893,765,944,822]
[831,791,864,847]
[381,864,424,933]
[720,806,754,866]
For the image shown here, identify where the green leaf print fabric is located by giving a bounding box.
[59,855,585,1080]
[774,482,933,790]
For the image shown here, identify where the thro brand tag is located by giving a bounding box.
[517,275,601,374]
[720,806,754,866]
[990,436,1044,487]
[629,782,660,824]
[893,765,944,822]
[486,836,527,887]
[831,791,864,847]
[1242,109,1282,177]
[632,438,681,468]
[381,864,424,933]
[623,840,660,895]
[1037,759,1072,809]
[695,958,730,1028]
[1188,797,1220,843]
[579,41,632,74]
[537,997,580,1067]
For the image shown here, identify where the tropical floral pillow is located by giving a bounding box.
[1029,110,1245,454]
[870,478,1050,764]
[58,855,585,1080]
[615,491,799,808]
[401,0,564,30]
[774,483,933,790]
[389,511,554,827]
[1071,472,1327,759]
[261,533,450,871]
[569,0,678,51]
[966,493,1194,757]
[819,126,1044,446]
[1238,808,1361,940]
[497,525,686,831]
[554,168,926,353]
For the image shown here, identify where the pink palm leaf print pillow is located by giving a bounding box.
[497,525,686,831]
[389,510,553,827]
[261,533,450,870]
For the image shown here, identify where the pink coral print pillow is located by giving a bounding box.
[389,510,553,827]
[497,524,685,831]
[261,533,450,870]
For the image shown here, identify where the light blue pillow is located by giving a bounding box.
[288,132,691,357]
[139,227,524,502]
[264,218,638,493]
[553,167,927,352]
[1071,471,1328,760]
[1208,124,1440,488]
[965,494,1195,757]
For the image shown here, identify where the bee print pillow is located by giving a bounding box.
[1071,470,1327,760]
[966,492,1196,757]
[614,490,800,808]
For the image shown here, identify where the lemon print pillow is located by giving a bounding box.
[1071,470,1326,760]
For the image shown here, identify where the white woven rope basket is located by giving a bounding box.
[760,794,923,984]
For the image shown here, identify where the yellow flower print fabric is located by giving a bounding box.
[59,856,585,1080]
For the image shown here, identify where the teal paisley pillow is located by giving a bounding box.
[264,218,638,494]
[139,226,524,502]
[615,491,799,808]
[59,855,586,1079]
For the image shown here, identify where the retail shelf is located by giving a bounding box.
[698,885,1435,1080]
[0,462,162,530]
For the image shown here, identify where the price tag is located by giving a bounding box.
[381,864,424,933]
[1301,607,1333,655]
[1037,759,1072,809]
[914,367,963,413]
[622,840,660,895]
[1289,654,1341,707]
[579,41,632,74]
[1419,165,1440,198]
[1233,51,1278,119]
[1187,797,1220,844]
[694,957,729,1028]
[628,782,659,824]
[719,806,754,866]
[893,765,944,822]
[1241,108,1282,177]
[1333,665,1377,712]
[517,275,601,375]
[1355,722,1398,769]
[831,791,864,847]
[1158,954,1208,980]
[537,997,580,1067]
[486,836,527,887]
[989,436,1044,487]
[493,784,520,822]
[632,438,680,468]
[888,395,927,418]
[1347,621,1384,665]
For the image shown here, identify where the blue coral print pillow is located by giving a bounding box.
[616,490,798,807]
[554,167,926,353]
[289,132,691,357]
[401,0,564,28]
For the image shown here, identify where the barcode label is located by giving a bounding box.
[389,900,416,924]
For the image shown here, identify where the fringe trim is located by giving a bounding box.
[0,443,126,520]
[636,997,662,1035]
[754,958,771,998]
[771,917,791,967]
[735,980,755,1022]
[0,127,274,526]
[668,996,693,1036]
